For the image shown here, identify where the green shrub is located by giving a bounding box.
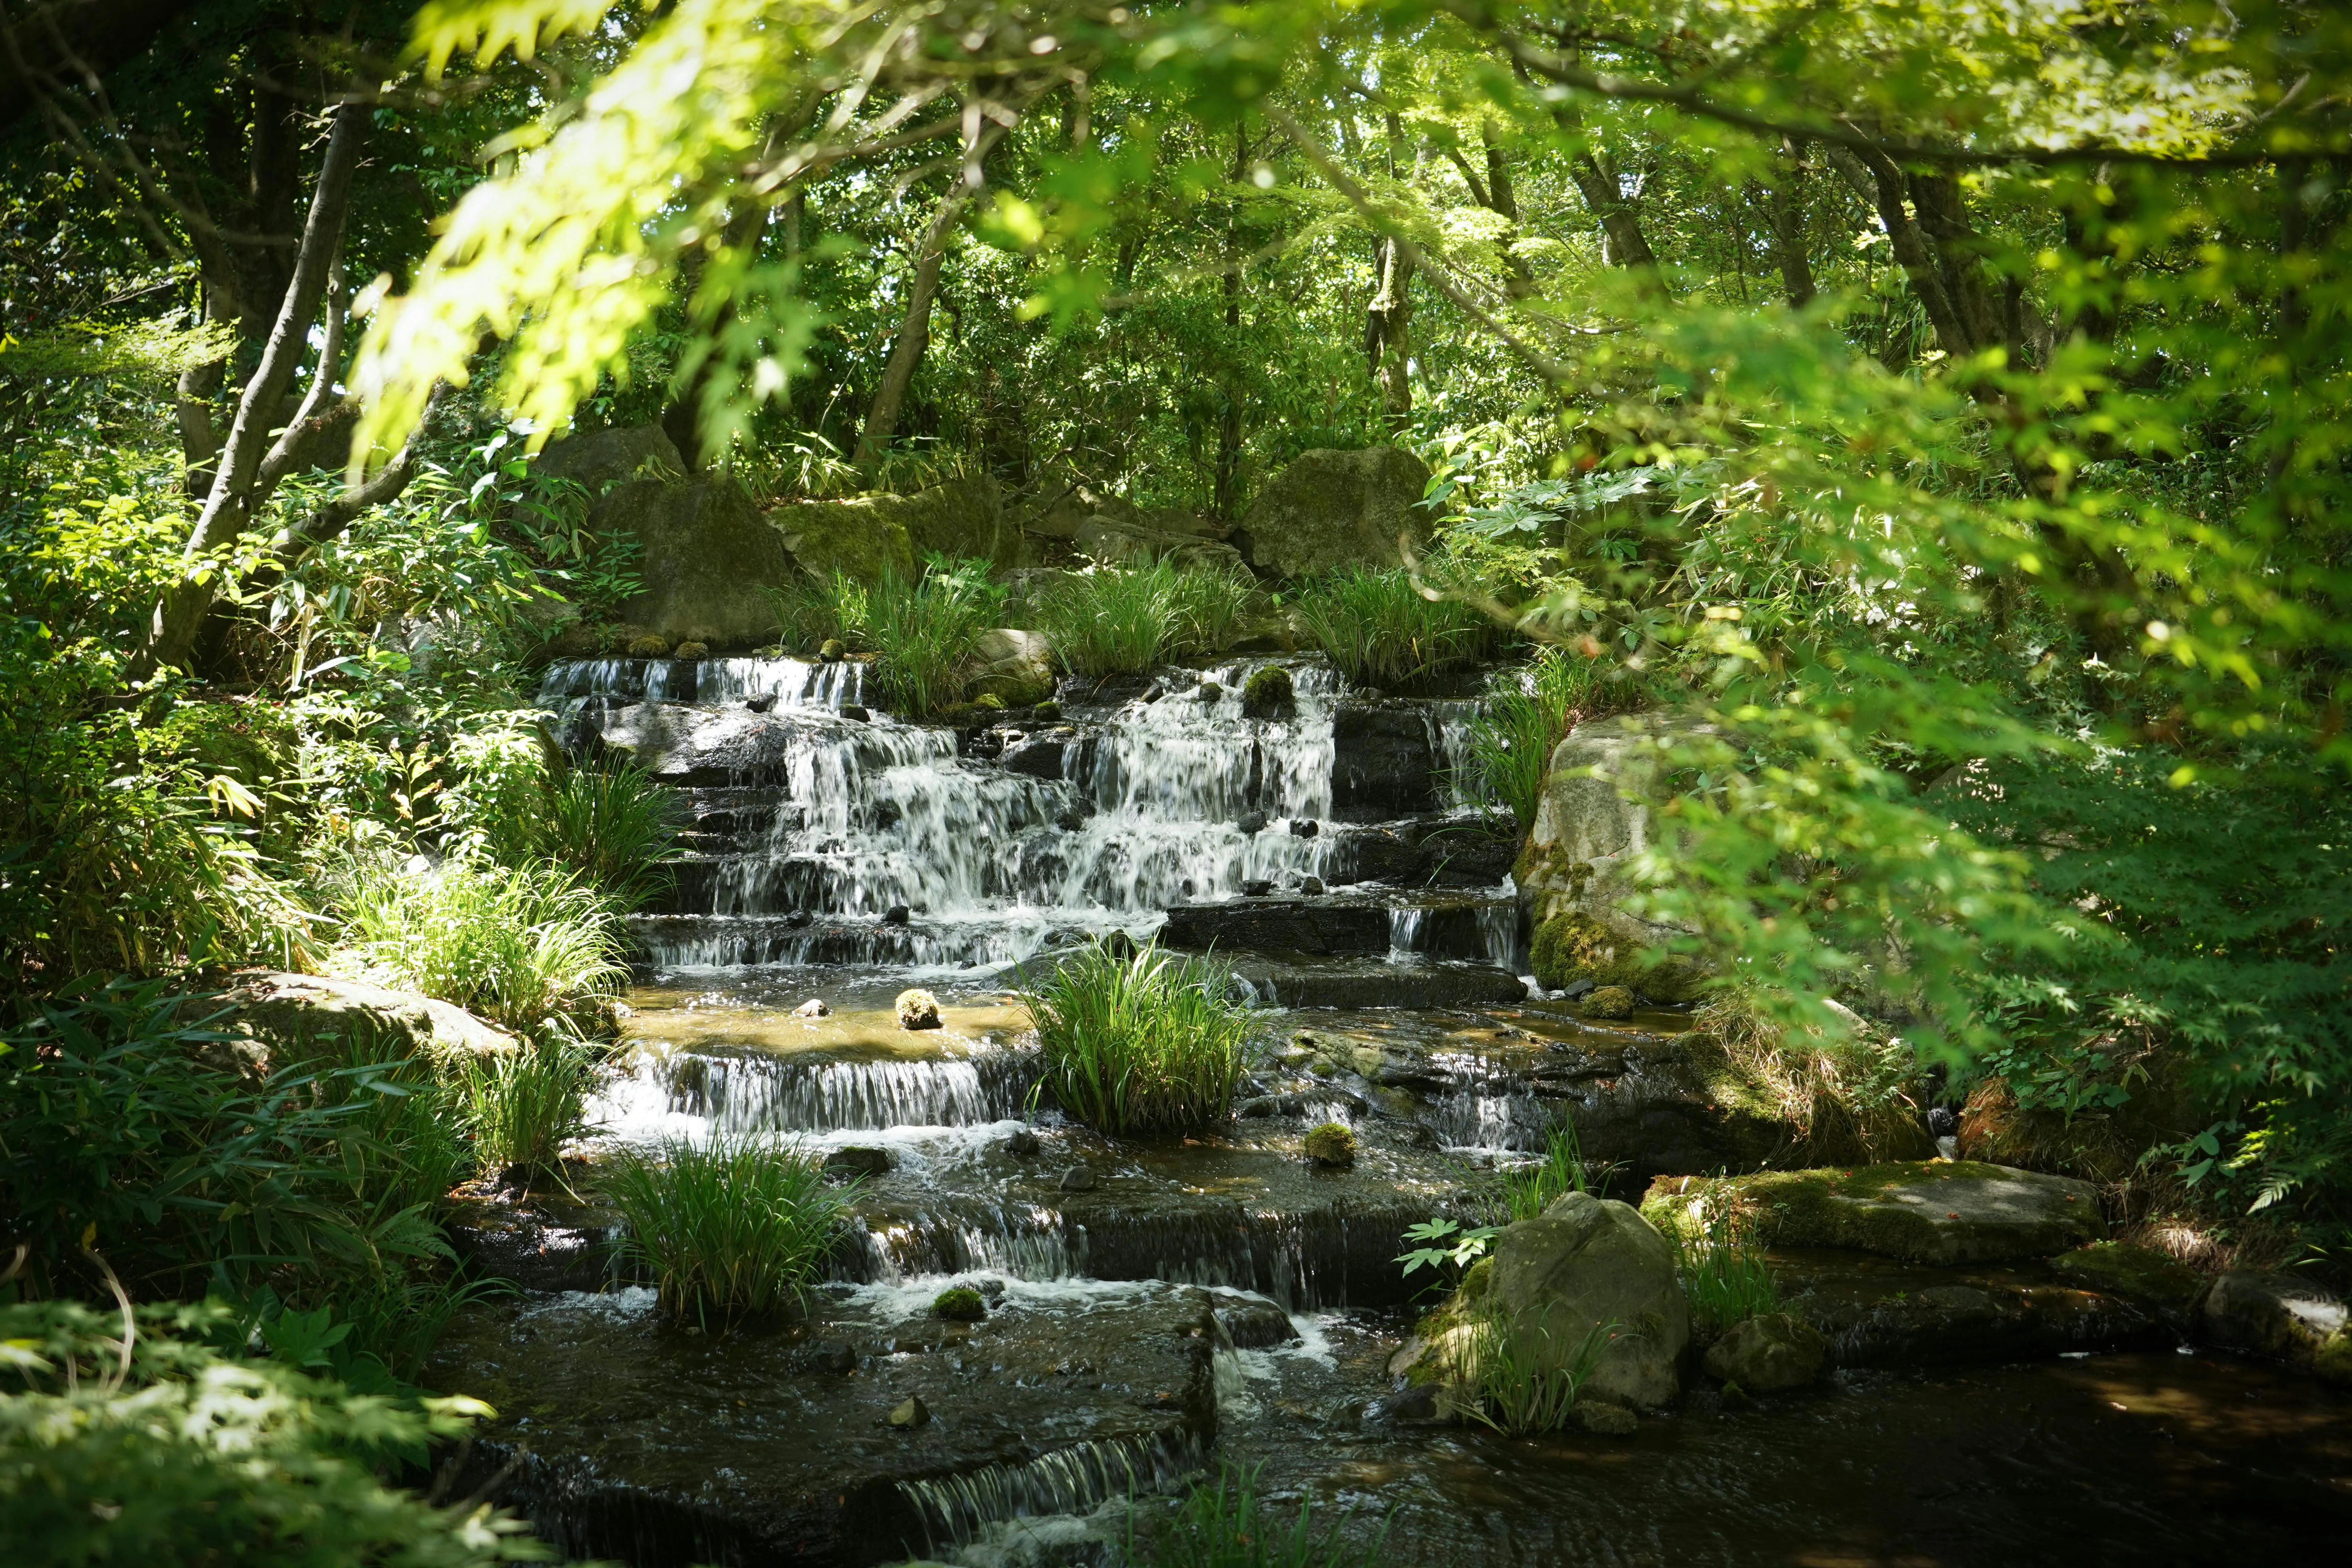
[1022,937,1256,1136]
[865,555,1006,715]
[932,1285,986,1321]
[0,1300,549,1568]
[766,566,870,652]
[1488,1120,1621,1223]
[1031,559,1256,676]
[1132,1461,1384,1568]
[1458,645,1605,831]
[454,1032,596,1180]
[338,857,628,1033]
[503,763,678,911]
[605,1135,849,1328]
[1292,566,1498,689]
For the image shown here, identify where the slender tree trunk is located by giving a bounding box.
[1825,144,1982,360]
[1212,122,1247,519]
[132,102,368,681]
[1762,142,1816,308]
[1567,151,1661,271]
[1364,119,1417,430]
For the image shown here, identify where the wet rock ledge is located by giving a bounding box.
[423,1280,1219,1567]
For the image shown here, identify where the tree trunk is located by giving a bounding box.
[1825,145,1982,360]
[132,102,367,681]
[853,185,964,480]
[1567,151,1661,271]
[1212,123,1247,520]
[1365,120,1417,430]
[1762,143,1816,308]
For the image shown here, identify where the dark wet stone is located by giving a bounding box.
[1005,1127,1042,1158]
[1300,876,1326,895]
[1226,958,1527,1009]
[1366,1384,1441,1423]
[1214,1296,1301,1350]
[1000,735,1067,780]
[1332,702,1438,820]
[809,1341,856,1374]
[1238,1094,1308,1118]
[1060,1165,1098,1192]
[1772,1249,2169,1368]
[745,693,778,713]
[1238,810,1269,835]
[839,703,869,722]
[1288,817,1320,838]
[1161,898,1386,955]
[444,1192,626,1294]
[1241,879,1276,897]
[826,1146,895,1177]
[882,904,912,926]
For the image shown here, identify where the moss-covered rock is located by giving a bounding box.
[671,640,709,661]
[1701,1311,1826,1393]
[1581,984,1635,1019]
[1486,1191,1687,1409]
[2050,1241,2207,1314]
[896,988,942,1031]
[770,497,917,584]
[626,633,672,657]
[1241,664,1295,719]
[535,423,685,492]
[818,638,847,663]
[1640,1162,2104,1266]
[966,628,1056,706]
[1238,446,1433,579]
[1303,1122,1357,1168]
[932,1287,987,1322]
[599,479,796,647]
[220,969,515,1076]
[1532,911,1706,1002]
[2199,1270,2350,1381]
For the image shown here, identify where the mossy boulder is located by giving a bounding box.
[1241,664,1296,719]
[1641,1161,2103,1266]
[220,970,515,1076]
[599,478,796,648]
[535,423,685,493]
[1486,1192,1688,1410]
[1701,1311,1826,1393]
[895,988,942,1031]
[625,634,673,657]
[1581,984,1635,1019]
[1237,446,1433,579]
[2199,1270,2350,1381]
[1532,910,1706,1002]
[770,497,918,584]
[671,640,709,661]
[2050,1241,2208,1315]
[932,1287,987,1322]
[1303,1122,1357,1168]
[966,628,1056,706]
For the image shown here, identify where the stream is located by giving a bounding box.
[423,652,2352,1566]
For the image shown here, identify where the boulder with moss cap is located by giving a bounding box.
[1484,1191,1688,1410]
[1641,1161,2103,1266]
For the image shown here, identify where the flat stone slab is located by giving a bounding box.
[1644,1161,2103,1265]
[1228,957,1527,1009]
[1161,897,1390,955]
[423,1278,1219,1567]
[1771,1248,2166,1368]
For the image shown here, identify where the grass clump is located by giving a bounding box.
[1021,936,1255,1136]
[1444,1302,1617,1436]
[338,856,628,1033]
[1031,559,1256,676]
[1291,566,1497,689]
[1489,1120,1619,1222]
[1661,1198,1780,1342]
[933,1286,987,1321]
[1304,1122,1357,1168]
[1691,984,1928,1163]
[606,1135,850,1328]
[766,554,1005,715]
[1132,1461,1384,1568]
[490,762,679,911]
[1458,645,1605,831]
[453,1032,595,1180]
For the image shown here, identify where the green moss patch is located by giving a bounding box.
[1303,1121,1357,1168]
[1641,1161,2103,1266]
[932,1286,987,1321]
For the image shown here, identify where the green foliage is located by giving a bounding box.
[1664,1201,1780,1339]
[1029,559,1256,677]
[452,1033,596,1180]
[1458,647,1611,832]
[0,1299,548,1568]
[1490,1122,1613,1224]
[336,857,628,1034]
[1022,937,1256,1136]
[604,1135,848,1328]
[485,762,679,912]
[1445,1304,1617,1438]
[1291,567,1498,690]
[1132,1461,1384,1568]
[863,555,1007,717]
[766,568,869,654]
[1394,1217,1500,1280]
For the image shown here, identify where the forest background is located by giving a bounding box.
[1,1,2349,1549]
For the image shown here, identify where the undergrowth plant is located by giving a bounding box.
[1491,1120,1617,1222]
[1458,646,1610,831]
[1446,1303,1617,1437]
[1022,937,1255,1135]
[495,762,679,911]
[864,554,1006,715]
[454,1031,597,1180]
[1292,566,1497,689]
[337,856,628,1033]
[605,1135,849,1327]
[1030,559,1255,676]
[1693,984,1925,1164]
[1132,1461,1386,1568]
[766,566,870,652]
[1666,1199,1780,1340]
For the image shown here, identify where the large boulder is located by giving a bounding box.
[1643,1162,2103,1266]
[1485,1191,1688,1409]
[598,479,796,648]
[1238,446,1433,579]
[1518,712,1713,1001]
[2200,1271,2352,1380]
[221,969,515,1072]
[773,477,1005,583]
[535,423,685,493]
[1024,488,1243,573]
[965,628,1056,706]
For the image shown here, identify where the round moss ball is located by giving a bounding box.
[1033,698,1062,720]
[671,640,710,661]
[1583,985,1636,1019]
[626,634,672,658]
[933,1286,987,1321]
[974,692,1005,711]
[896,987,943,1030]
[819,638,847,663]
[1303,1121,1357,1169]
[1241,664,1295,719]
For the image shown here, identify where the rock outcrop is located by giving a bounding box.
[1484,1191,1688,1409]
[2200,1270,2352,1380]
[771,477,1006,583]
[1702,1311,1827,1392]
[1644,1162,2104,1266]
[965,628,1057,706]
[597,478,796,648]
[535,423,686,492]
[1237,446,1434,579]
[222,969,515,1073]
[1022,487,1243,573]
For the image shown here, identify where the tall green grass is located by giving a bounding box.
[1021,937,1255,1135]
[1030,559,1256,676]
[605,1135,849,1328]
[1133,1461,1386,1568]
[339,857,628,1033]
[1488,1120,1619,1223]
[1457,645,1604,831]
[1668,1200,1780,1338]
[766,555,1004,715]
[1291,566,1497,688]
[453,1031,595,1179]
[1446,1303,1617,1437]
[486,762,678,911]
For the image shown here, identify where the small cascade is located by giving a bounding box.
[604,1047,1035,1134]
[900,1432,1201,1557]
[1385,895,1524,967]
[848,1200,1081,1283]
[538,654,868,710]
